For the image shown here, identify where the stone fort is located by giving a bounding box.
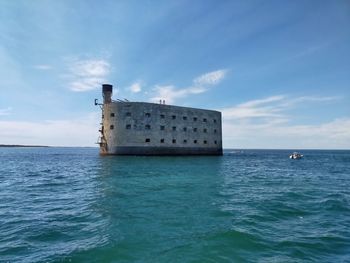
[97,84,222,155]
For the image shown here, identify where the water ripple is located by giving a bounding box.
[0,148,349,262]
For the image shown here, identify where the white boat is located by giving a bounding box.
[290,152,303,159]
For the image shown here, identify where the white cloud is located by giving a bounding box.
[221,95,339,120]
[129,82,142,93]
[239,95,285,108]
[151,85,184,104]
[222,95,286,120]
[194,69,228,86]
[221,95,348,149]
[33,64,52,70]
[0,112,100,147]
[223,117,350,149]
[151,85,207,104]
[0,107,12,116]
[66,59,111,92]
[149,69,228,104]
[279,95,340,108]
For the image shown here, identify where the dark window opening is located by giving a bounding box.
[214,119,217,123]
[145,113,151,117]
[126,112,131,116]
[110,113,115,117]
[203,128,207,133]
[160,114,165,119]
[193,117,197,121]
[126,124,131,129]
[172,139,176,144]
[193,128,197,132]
[214,140,217,144]
[145,124,151,130]
[160,125,165,130]
[145,138,150,142]
[203,118,207,122]
[194,140,197,144]
[172,115,176,120]
[204,140,207,144]
[102,114,104,119]
[172,126,176,131]
[214,129,217,133]
[183,127,187,132]
[183,139,187,144]
[160,139,165,143]
[183,116,187,120]
[110,125,114,130]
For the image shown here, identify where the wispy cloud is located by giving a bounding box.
[33,64,52,70]
[66,59,111,92]
[223,117,350,149]
[296,96,339,102]
[129,82,142,93]
[221,95,338,120]
[0,107,12,116]
[193,69,228,86]
[151,85,207,104]
[221,95,286,120]
[150,69,228,104]
[221,95,347,149]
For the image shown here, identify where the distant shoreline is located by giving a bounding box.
[0,144,49,148]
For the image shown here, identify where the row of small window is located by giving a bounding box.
[145,138,218,145]
[108,112,217,123]
[122,124,217,133]
[159,114,215,123]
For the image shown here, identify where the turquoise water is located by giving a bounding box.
[0,148,349,262]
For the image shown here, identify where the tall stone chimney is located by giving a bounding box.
[102,84,113,103]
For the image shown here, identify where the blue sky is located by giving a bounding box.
[0,0,349,148]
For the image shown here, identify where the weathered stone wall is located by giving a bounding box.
[102,102,222,155]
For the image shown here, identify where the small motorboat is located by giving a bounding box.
[290,152,303,159]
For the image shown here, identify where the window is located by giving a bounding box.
[126,124,131,129]
[160,125,165,130]
[145,124,151,130]
[102,114,104,119]
[214,129,217,133]
[172,139,176,144]
[183,139,187,144]
[160,114,165,119]
[214,140,217,144]
[110,113,115,117]
[183,116,187,120]
[172,115,176,120]
[172,126,176,131]
[145,138,150,142]
[203,128,207,133]
[126,112,131,117]
[110,125,114,130]
[183,127,187,132]
[214,119,217,123]
[194,140,197,144]
[193,128,197,132]
[160,139,165,143]
[204,140,207,144]
[193,117,197,121]
[145,113,151,117]
[203,118,207,122]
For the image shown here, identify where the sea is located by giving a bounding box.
[0,147,349,262]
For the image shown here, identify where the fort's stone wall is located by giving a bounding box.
[102,101,222,155]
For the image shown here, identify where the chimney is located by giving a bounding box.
[102,84,113,103]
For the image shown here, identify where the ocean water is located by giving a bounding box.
[0,148,349,262]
